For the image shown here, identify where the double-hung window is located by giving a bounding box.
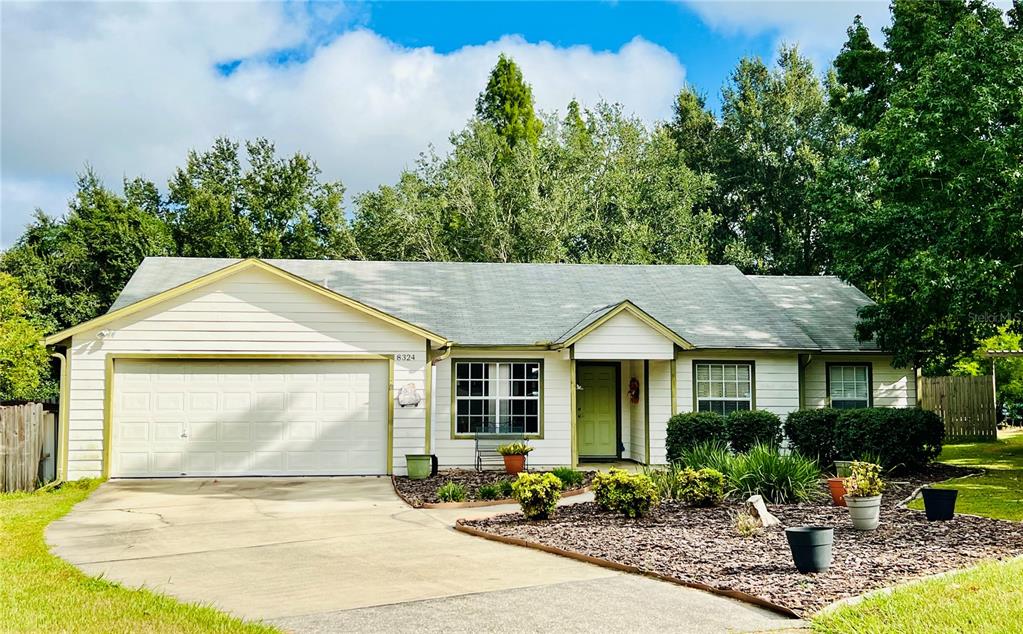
[454,360,541,435]
[695,362,753,414]
[828,364,871,409]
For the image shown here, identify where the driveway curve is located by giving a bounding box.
[47,477,802,633]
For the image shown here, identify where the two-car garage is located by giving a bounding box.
[109,358,390,478]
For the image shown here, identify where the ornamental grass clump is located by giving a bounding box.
[436,482,467,502]
[593,468,660,518]
[477,482,502,500]
[550,467,585,489]
[678,441,735,475]
[728,443,822,504]
[511,472,562,520]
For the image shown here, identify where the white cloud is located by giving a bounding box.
[0,2,685,247]
[683,0,891,65]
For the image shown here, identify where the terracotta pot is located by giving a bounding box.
[503,454,526,474]
[827,477,848,507]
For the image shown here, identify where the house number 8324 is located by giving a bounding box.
[394,353,416,362]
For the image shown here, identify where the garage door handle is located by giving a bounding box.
[180,431,188,438]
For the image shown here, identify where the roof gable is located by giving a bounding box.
[554,300,692,349]
[44,259,448,346]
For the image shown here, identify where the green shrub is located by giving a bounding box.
[511,472,562,520]
[646,464,727,506]
[593,468,660,518]
[666,412,728,463]
[784,408,841,466]
[727,409,782,453]
[833,408,944,471]
[436,482,467,502]
[550,467,585,489]
[678,467,727,507]
[477,482,502,500]
[728,444,822,504]
[497,442,534,456]
[496,479,514,498]
[678,441,734,475]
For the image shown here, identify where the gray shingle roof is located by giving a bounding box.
[110,258,875,350]
[748,275,876,351]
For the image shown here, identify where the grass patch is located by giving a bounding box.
[0,479,278,633]
[815,429,1023,631]
[813,557,1023,634]
[907,429,1023,521]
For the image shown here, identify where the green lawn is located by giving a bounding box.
[814,430,1023,633]
[0,479,278,634]
[907,429,1023,520]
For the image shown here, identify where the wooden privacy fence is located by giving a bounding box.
[1,403,46,492]
[919,375,997,441]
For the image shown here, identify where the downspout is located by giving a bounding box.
[426,345,453,455]
[50,350,70,483]
[798,353,814,410]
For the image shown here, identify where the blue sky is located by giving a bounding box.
[1,1,893,247]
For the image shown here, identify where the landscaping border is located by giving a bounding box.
[453,519,800,619]
[391,475,590,509]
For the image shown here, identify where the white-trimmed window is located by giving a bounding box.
[695,362,753,415]
[829,364,871,409]
[454,360,541,435]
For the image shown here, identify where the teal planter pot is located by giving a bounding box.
[922,488,958,521]
[405,454,432,480]
[785,526,833,573]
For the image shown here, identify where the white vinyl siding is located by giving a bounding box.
[434,349,570,468]
[573,311,675,360]
[646,360,672,465]
[803,354,916,409]
[676,350,800,421]
[628,360,646,462]
[66,266,428,479]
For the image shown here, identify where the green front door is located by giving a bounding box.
[577,364,618,458]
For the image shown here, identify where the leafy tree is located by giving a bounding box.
[829,0,1023,368]
[667,85,717,172]
[475,54,543,149]
[0,273,50,400]
[709,46,848,275]
[951,326,1023,420]
[166,138,361,260]
[0,170,174,331]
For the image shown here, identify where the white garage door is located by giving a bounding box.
[111,359,389,477]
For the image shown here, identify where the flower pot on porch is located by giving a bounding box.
[503,454,526,475]
[405,454,433,480]
[846,495,883,530]
[922,488,958,521]
[827,477,848,507]
[784,526,833,574]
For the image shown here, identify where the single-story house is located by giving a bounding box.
[44,258,916,480]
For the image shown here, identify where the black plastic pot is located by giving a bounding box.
[784,526,834,574]
[921,488,958,521]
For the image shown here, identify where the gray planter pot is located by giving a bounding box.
[846,494,882,530]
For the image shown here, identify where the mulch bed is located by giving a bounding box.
[461,463,1023,616]
[393,468,595,507]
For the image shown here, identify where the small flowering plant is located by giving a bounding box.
[845,461,885,498]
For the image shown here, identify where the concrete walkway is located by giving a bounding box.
[47,477,803,633]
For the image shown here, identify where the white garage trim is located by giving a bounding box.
[100,352,395,478]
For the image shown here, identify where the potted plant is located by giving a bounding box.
[404,454,433,480]
[827,475,848,507]
[921,487,959,521]
[844,461,885,530]
[497,442,533,474]
[784,526,834,573]
[834,460,853,478]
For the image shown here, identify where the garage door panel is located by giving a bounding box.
[111,359,388,477]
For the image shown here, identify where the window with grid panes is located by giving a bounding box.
[454,361,541,434]
[829,365,870,409]
[695,362,753,415]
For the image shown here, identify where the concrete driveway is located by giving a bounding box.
[47,478,802,633]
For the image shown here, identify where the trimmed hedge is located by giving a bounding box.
[784,408,842,465]
[666,412,728,463]
[727,409,783,452]
[833,408,944,471]
[783,407,943,472]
